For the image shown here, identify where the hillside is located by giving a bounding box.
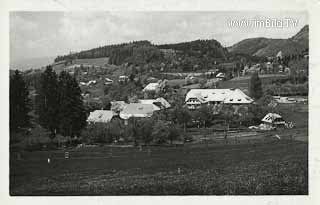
[54,39,228,67]
[290,25,308,49]
[228,25,308,57]
[157,39,228,60]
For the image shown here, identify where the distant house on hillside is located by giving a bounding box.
[185,88,253,109]
[120,103,154,123]
[143,80,167,97]
[118,75,129,83]
[215,72,226,80]
[105,78,113,85]
[205,69,219,78]
[87,110,116,124]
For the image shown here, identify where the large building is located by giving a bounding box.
[185,88,253,109]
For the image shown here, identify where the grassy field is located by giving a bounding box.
[219,74,289,90]
[10,138,308,195]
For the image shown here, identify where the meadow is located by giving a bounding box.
[10,138,308,195]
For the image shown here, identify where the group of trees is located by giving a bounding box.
[10,67,86,141]
[35,66,87,139]
[82,117,182,146]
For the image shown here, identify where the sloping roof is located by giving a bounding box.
[276,51,282,58]
[261,113,283,123]
[139,97,171,110]
[143,82,160,92]
[139,99,161,111]
[224,89,254,104]
[185,89,253,104]
[156,97,171,108]
[87,110,115,123]
[120,103,154,119]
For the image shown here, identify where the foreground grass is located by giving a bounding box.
[10,140,308,195]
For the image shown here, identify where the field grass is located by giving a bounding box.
[219,74,289,90]
[10,139,308,195]
[73,57,110,67]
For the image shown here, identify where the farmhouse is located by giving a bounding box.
[120,103,154,122]
[185,88,253,109]
[87,110,116,124]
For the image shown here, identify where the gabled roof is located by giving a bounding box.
[261,113,284,123]
[185,89,253,104]
[87,110,115,123]
[143,82,160,91]
[120,103,154,119]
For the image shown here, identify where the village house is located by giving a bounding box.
[185,88,253,109]
[142,80,168,98]
[104,78,113,85]
[119,103,155,125]
[143,80,166,93]
[118,75,129,83]
[261,113,286,129]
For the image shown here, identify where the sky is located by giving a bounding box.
[10,11,308,62]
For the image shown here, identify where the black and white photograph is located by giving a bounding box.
[8,9,310,196]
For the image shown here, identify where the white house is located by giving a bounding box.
[185,88,253,109]
[143,80,167,93]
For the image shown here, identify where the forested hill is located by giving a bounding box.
[54,39,229,66]
[157,39,228,60]
[228,25,308,57]
[54,40,161,66]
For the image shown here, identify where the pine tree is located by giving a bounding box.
[249,72,263,100]
[10,70,31,132]
[35,65,60,138]
[58,71,87,138]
